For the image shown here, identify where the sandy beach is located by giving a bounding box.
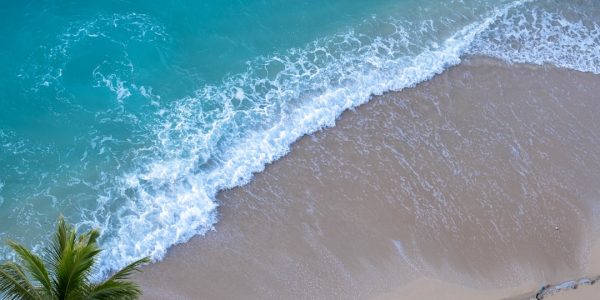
[135,57,600,299]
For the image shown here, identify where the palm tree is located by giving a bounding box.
[0,217,150,300]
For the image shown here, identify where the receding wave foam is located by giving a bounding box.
[470,3,600,74]
[91,0,568,275]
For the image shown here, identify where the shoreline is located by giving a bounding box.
[135,56,600,299]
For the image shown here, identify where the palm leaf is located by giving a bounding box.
[86,257,150,300]
[78,229,100,247]
[48,216,100,299]
[5,241,52,297]
[100,257,149,282]
[54,242,100,299]
[0,263,41,300]
[47,217,77,270]
[85,280,142,300]
[2,216,148,300]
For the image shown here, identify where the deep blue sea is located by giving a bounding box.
[1,0,599,274]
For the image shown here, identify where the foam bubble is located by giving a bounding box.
[93,70,132,102]
[470,4,600,74]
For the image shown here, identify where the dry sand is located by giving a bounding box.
[135,57,600,299]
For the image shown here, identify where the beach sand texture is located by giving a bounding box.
[136,57,600,299]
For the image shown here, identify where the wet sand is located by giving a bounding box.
[135,57,600,299]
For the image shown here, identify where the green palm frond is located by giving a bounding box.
[1,216,149,300]
[52,219,100,300]
[47,217,74,271]
[54,245,99,299]
[0,262,41,300]
[86,257,149,300]
[6,241,52,298]
[85,280,142,300]
[100,257,150,283]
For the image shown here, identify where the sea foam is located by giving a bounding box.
[470,5,600,74]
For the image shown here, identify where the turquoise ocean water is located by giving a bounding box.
[1,0,599,274]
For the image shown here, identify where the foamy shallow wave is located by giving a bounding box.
[470,4,600,74]
[90,0,558,275]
